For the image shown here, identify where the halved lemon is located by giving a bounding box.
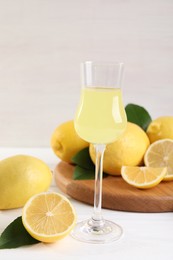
[144,139,173,181]
[121,166,167,189]
[22,192,76,243]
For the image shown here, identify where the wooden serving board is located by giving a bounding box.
[54,161,173,213]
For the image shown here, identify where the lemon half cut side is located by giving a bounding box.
[144,139,173,181]
[22,192,77,243]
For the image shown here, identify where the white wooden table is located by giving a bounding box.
[0,147,173,260]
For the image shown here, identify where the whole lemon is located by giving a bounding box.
[146,116,173,143]
[51,120,89,163]
[89,122,150,175]
[0,155,52,209]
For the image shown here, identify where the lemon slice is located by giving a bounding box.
[22,192,76,243]
[121,166,167,189]
[144,139,173,181]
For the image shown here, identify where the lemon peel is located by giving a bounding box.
[90,122,150,175]
[51,120,89,162]
[147,116,173,143]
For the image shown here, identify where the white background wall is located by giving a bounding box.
[0,0,172,147]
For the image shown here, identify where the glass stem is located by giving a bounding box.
[91,144,106,228]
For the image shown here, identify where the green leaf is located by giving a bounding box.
[73,165,95,180]
[72,147,95,170]
[0,216,40,249]
[125,103,152,131]
[72,148,108,180]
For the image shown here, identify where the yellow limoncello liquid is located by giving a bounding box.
[74,87,127,144]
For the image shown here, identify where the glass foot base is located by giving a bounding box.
[71,218,123,244]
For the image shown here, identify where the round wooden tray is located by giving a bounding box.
[54,161,173,213]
